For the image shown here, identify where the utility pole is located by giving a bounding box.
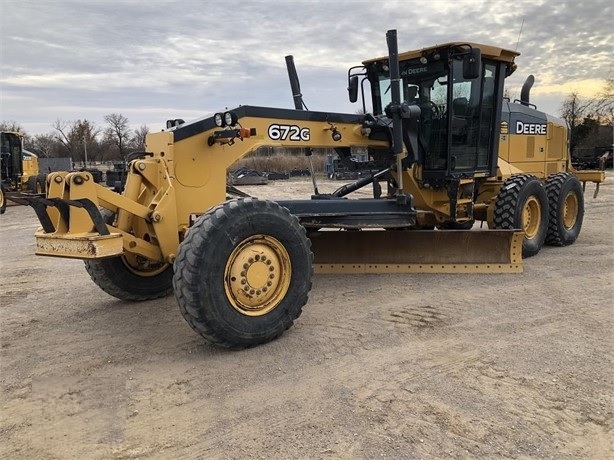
[83,137,88,168]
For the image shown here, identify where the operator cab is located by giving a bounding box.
[351,43,518,187]
[1,131,24,186]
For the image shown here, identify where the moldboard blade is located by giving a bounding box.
[309,229,523,274]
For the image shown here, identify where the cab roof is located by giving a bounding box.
[363,42,519,65]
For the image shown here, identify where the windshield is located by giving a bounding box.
[370,56,497,173]
[374,59,447,116]
[373,59,449,169]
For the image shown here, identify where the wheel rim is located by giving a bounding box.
[522,196,541,239]
[0,188,4,207]
[224,235,291,316]
[563,192,578,229]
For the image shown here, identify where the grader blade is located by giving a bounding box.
[309,230,523,274]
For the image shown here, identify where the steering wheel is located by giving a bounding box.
[421,101,441,119]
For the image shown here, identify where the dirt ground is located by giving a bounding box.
[1,173,613,459]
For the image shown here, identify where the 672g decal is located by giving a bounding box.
[267,124,310,141]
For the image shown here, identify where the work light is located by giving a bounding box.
[224,111,237,127]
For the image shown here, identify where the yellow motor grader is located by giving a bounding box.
[23,30,604,348]
[1,131,47,214]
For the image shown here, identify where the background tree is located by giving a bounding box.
[132,125,149,151]
[24,133,63,158]
[53,119,101,165]
[560,92,592,152]
[560,76,614,153]
[0,121,25,133]
[591,73,614,126]
[103,113,131,160]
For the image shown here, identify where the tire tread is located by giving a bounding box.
[173,198,312,349]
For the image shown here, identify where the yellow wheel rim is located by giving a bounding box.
[522,196,541,239]
[563,192,578,229]
[225,235,291,316]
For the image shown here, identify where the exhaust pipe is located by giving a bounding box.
[520,75,535,106]
[285,55,305,110]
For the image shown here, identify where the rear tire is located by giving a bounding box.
[173,198,313,349]
[545,173,584,246]
[84,209,173,301]
[493,174,549,258]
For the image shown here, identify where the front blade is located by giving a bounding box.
[309,229,523,274]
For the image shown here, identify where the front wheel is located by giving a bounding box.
[84,209,173,300]
[545,173,584,246]
[173,198,313,349]
[493,174,549,258]
[84,256,174,301]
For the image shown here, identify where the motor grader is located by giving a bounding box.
[23,30,604,348]
[1,131,47,214]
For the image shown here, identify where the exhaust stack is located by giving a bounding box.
[520,75,535,106]
[285,55,305,110]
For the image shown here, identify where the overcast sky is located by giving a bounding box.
[1,0,612,136]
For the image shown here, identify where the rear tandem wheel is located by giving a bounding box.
[172,198,313,349]
[545,172,584,246]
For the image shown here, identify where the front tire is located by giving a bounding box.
[493,174,549,258]
[173,198,313,349]
[85,257,173,301]
[84,209,173,300]
[545,173,584,246]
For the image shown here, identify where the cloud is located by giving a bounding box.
[1,0,612,135]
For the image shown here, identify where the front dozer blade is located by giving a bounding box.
[309,229,523,274]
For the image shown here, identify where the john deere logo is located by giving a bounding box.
[516,121,547,135]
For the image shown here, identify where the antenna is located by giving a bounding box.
[515,18,525,51]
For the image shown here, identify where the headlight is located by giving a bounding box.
[224,111,237,127]
[214,113,224,127]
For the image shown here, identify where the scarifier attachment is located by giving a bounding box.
[309,229,523,274]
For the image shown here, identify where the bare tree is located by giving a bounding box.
[0,121,25,133]
[560,92,593,152]
[103,113,131,160]
[132,125,150,151]
[591,73,614,126]
[24,133,63,158]
[560,75,614,153]
[53,119,100,164]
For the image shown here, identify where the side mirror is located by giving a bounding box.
[463,48,481,80]
[348,75,359,103]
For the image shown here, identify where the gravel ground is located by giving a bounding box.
[1,172,613,459]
